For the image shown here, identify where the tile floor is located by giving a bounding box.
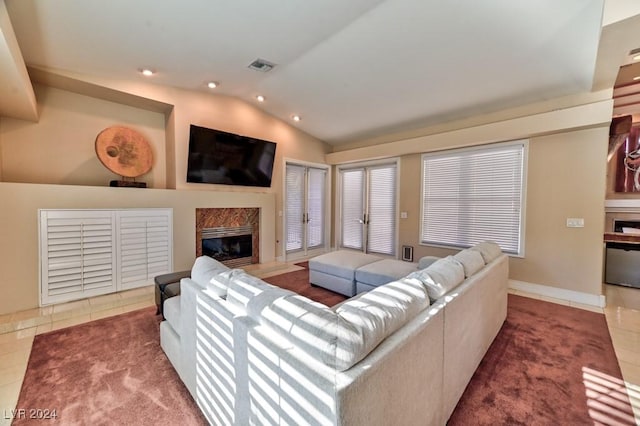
[0,268,638,425]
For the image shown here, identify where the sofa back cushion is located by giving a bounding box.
[261,294,345,366]
[469,241,502,264]
[191,256,230,291]
[226,271,277,308]
[333,278,430,368]
[208,269,242,297]
[453,249,485,278]
[407,256,465,301]
[257,278,430,371]
[418,255,440,270]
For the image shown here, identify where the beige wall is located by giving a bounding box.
[395,127,608,297]
[0,74,329,314]
[168,91,330,258]
[0,127,3,180]
[0,85,166,187]
[0,182,275,315]
[0,72,330,263]
[322,92,611,299]
[0,67,614,310]
[510,128,607,294]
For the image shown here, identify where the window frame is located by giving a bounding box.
[419,140,528,257]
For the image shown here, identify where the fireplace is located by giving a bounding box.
[201,225,253,267]
[195,207,260,266]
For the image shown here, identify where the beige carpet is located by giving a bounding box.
[14,307,206,425]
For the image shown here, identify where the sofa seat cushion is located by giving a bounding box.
[355,259,418,287]
[309,251,380,280]
[453,249,485,278]
[407,256,465,301]
[258,278,429,372]
[191,256,230,290]
[164,295,181,334]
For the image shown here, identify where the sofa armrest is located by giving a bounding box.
[178,278,207,397]
[154,270,191,287]
[193,287,247,425]
[335,304,445,426]
[441,254,508,420]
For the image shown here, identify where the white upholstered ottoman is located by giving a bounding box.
[355,259,419,294]
[309,250,380,296]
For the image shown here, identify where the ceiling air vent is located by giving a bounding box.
[248,58,277,72]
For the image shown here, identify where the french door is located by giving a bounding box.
[285,163,328,257]
[339,162,397,256]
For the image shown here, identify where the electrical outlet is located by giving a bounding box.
[400,211,408,219]
[566,218,584,228]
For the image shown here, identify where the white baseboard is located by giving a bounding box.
[509,279,606,308]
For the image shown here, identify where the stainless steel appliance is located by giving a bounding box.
[605,220,640,289]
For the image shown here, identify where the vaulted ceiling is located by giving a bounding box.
[0,1,638,145]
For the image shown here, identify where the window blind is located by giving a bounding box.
[285,164,305,252]
[367,164,397,256]
[421,142,525,254]
[340,168,365,250]
[307,167,326,248]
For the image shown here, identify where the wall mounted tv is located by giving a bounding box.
[186,124,277,187]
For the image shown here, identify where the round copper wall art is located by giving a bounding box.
[95,126,153,177]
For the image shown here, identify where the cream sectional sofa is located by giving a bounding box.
[160,242,508,425]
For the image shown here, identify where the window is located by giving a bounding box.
[339,161,397,256]
[420,141,526,255]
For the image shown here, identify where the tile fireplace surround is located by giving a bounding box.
[195,208,260,264]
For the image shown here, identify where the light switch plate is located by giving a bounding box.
[566,218,584,228]
[400,211,408,219]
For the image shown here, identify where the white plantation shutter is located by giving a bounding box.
[421,141,525,254]
[40,209,173,305]
[117,210,172,290]
[145,214,171,277]
[40,210,117,305]
[286,164,305,252]
[307,167,326,248]
[367,164,397,255]
[341,168,365,250]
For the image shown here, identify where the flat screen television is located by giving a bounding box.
[186,124,277,187]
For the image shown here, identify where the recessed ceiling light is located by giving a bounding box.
[207,81,219,89]
[634,76,640,81]
[140,68,155,76]
[292,115,301,122]
[256,95,265,102]
[633,54,640,61]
